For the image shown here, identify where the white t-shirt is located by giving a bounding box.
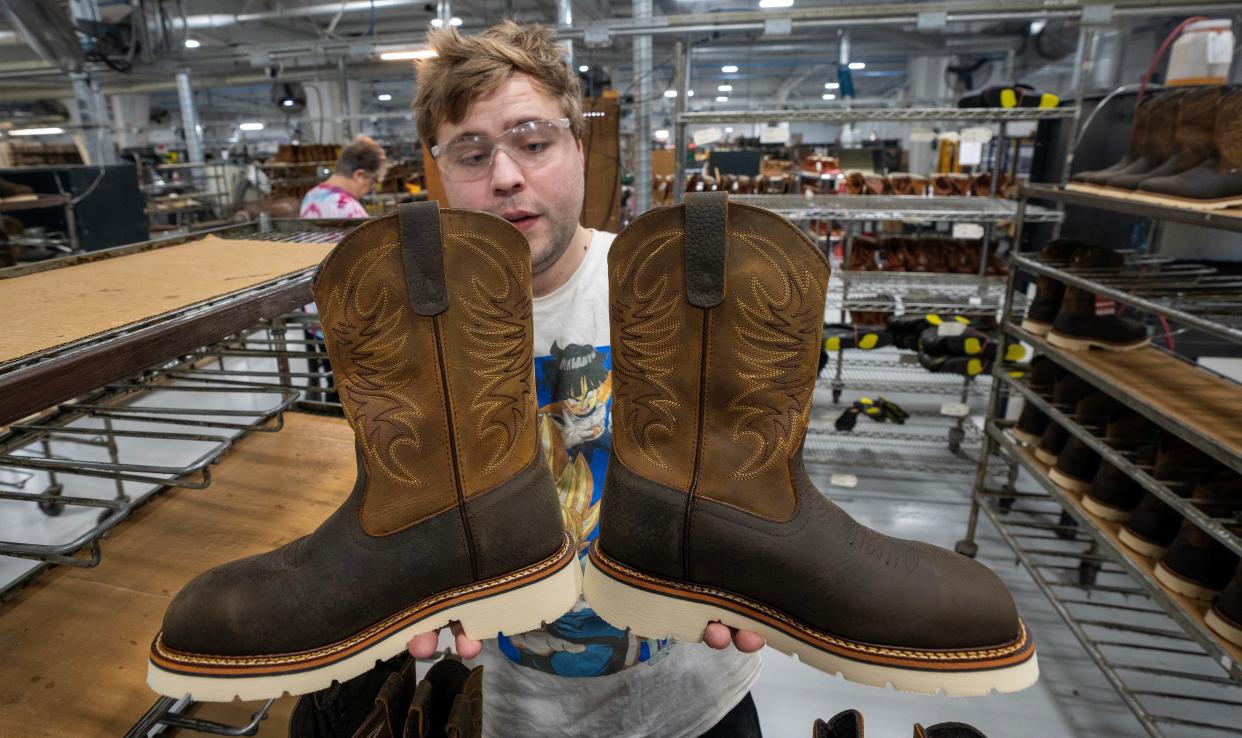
[471,229,762,737]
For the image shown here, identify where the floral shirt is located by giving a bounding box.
[299,183,367,219]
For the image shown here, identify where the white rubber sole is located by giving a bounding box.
[1018,319,1052,337]
[583,555,1038,697]
[1048,468,1093,494]
[1033,448,1059,467]
[1010,427,1043,447]
[148,550,581,702]
[1125,189,1242,210]
[1205,607,1242,648]
[1081,495,1133,522]
[1118,527,1168,559]
[1046,331,1149,353]
[1153,562,1220,601]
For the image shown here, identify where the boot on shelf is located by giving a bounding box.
[1049,402,1150,495]
[586,192,1038,696]
[1033,372,1092,466]
[1072,95,1157,185]
[1018,239,1081,336]
[1119,457,1218,559]
[1106,87,1220,191]
[1046,246,1148,352]
[1132,86,1242,209]
[1012,356,1057,446]
[1084,436,1201,522]
[1206,565,1242,648]
[1082,91,1185,190]
[1153,471,1242,599]
[147,203,579,702]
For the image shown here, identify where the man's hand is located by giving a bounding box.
[703,622,766,653]
[406,619,765,660]
[407,621,482,660]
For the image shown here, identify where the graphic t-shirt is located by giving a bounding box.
[299,183,368,219]
[473,229,762,737]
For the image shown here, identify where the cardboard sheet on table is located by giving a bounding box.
[0,235,334,365]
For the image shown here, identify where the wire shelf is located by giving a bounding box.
[679,107,1077,124]
[829,270,1024,316]
[1023,183,1242,235]
[733,195,1065,223]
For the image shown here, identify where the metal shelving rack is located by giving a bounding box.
[956,183,1242,737]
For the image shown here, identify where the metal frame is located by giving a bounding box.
[957,183,1242,732]
[730,195,1064,223]
[678,107,1076,124]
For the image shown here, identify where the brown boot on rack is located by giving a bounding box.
[1106,87,1219,191]
[1132,86,1242,209]
[1084,436,1198,522]
[1119,461,1217,559]
[1153,471,1242,599]
[1207,565,1242,647]
[147,202,580,702]
[1011,356,1057,446]
[1046,246,1148,352]
[1033,372,1092,466]
[1018,239,1082,336]
[585,192,1038,696]
[1071,94,1158,186]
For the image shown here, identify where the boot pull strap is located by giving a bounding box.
[683,191,729,309]
[398,200,448,316]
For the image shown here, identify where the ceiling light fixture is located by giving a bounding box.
[721,65,738,73]
[824,82,840,89]
[239,122,265,131]
[822,93,836,100]
[578,64,589,72]
[848,61,866,70]
[380,49,438,61]
[377,94,392,101]
[430,18,443,27]
[718,84,732,92]
[663,89,677,98]
[687,90,694,97]
[758,0,794,7]
[282,99,295,107]
[449,16,463,26]
[184,39,201,49]
[715,96,729,102]
[654,129,669,140]
[9,127,64,136]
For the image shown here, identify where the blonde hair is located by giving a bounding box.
[414,21,583,147]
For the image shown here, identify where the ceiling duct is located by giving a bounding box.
[2,0,86,72]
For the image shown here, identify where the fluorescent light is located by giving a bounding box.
[687,90,694,97]
[822,93,836,100]
[282,99,295,107]
[718,84,732,92]
[184,38,201,49]
[380,49,438,61]
[758,0,794,7]
[449,16,462,26]
[1029,19,1047,35]
[664,89,678,98]
[824,82,840,89]
[377,94,393,101]
[725,127,733,132]
[578,64,589,72]
[848,61,866,70]
[715,96,728,102]
[654,129,669,140]
[239,122,264,131]
[9,127,64,136]
[721,65,738,73]
[430,18,443,27]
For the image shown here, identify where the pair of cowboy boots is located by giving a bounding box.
[149,195,1037,704]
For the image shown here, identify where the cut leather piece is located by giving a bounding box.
[400,200,449,316]
[683,191,729,308]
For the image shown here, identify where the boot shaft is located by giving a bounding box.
[1147,91,1186,162]
[1217,88,1242,170]
[1172,86,1224,168]
[313,204,539,535]
[609,192,830,521]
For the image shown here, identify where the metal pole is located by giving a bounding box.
[338,56,353,139]
[176,68,205,172]
[436,0,451,25]
[632,0,653,215]
[673,39,689,205]
[557,0,573,68]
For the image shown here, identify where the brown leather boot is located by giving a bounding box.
[585,192,1038,696]
[1134,86,1242,207]
[1092,91,1185,189]
[1107,87,1219,190]
[1018,239,1081,336]
[148,203,579,701]
[1046,246,1148,352]
[1071,94,1157,185]
[1207,564,1242,647]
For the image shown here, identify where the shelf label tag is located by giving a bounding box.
[940,402,970,417]
[959,141,983,166]
[760,125,790,144]
[830,473,859,488]
[694,127,723,146]
[1208,32,1234,65]
[961,126,993,144]
[952,222,984,239]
